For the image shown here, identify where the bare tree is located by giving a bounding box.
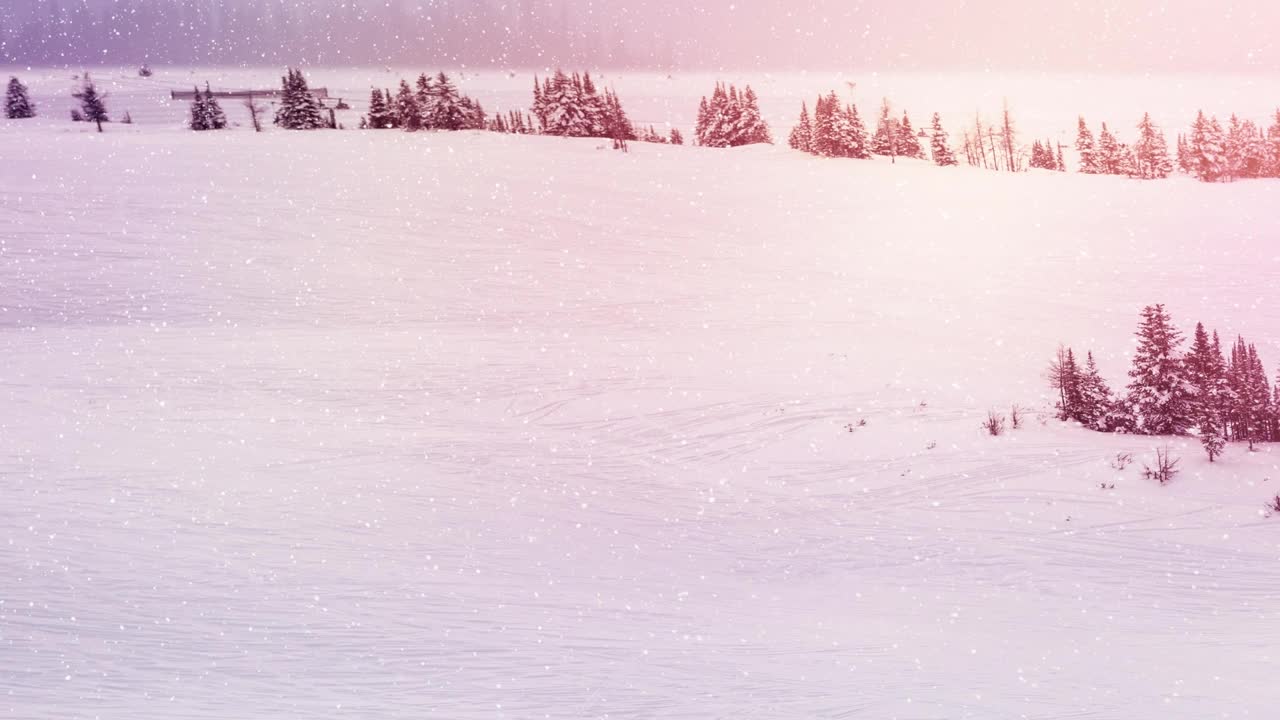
[1142,445,1180,485]
[244,94,265,132]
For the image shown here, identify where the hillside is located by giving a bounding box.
[3,101,1280,718]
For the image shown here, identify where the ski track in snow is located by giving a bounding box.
[3,70,1280,718]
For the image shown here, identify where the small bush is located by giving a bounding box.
[1267,495,1280,515]
[1141,446,1180,485]
[983,410,1006,437]
[1111,452,1133,471]
[1010,404,1025,430]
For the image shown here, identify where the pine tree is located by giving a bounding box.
[366,88,392,129]
[788,102,813,153]
[1075,116,1098,173]
[393,79,422,131]
[899,111,924,159]
[1266,109,1280,178]
[929,113,957,166]
[1186,322,1228,460]
[1189,110,1225,182]
[189,85,209,130]
[203,83,226,130]
[811,93,837,157]
[4,76,36,119]
[1134,112,1172,179]
[871,98,898,158]
[1055,144,1065,172]
[1077,351,1114,430]
[430,72,466,131]
[73,73,109,132]
[1097,122,1121,174]
[841,102,870,159]
[669,127,684,145]
[274,68,324,130]
[1125,304,1191,436]
[414,73,435,128]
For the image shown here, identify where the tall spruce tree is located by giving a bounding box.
[930,113,957,166]
[1077,351,1114,430]
[1075,116,1098,173]
[1186,322,1228,460]
[393,79,421,131]
[73,73,109,132]
[5,76,36,119]
[1134,112,1172,179]
[1188,110,1225,182]
[274,68,324,130]
[202,83,226,130]
[1125,304,1191,436]
[871,98,898,158]
[788,102,813,153]
[899,111,924,159]
[430,72,466,131]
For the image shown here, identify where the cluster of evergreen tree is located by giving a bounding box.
[789,95,958,166]
[1050,304,1280,462]
[5,76,36,119]
[1177,110,1280,182]
[1075,114,1173,178]
[695,83,771,148]
[274,68,325,130]
[788,93,868,158]
[364,72,486,132]
[188,83,227,131]
[870,100,925,160]
[531,70,633,140]
[1028,140,1065,170]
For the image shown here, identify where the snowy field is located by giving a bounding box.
[4,69,1280,719]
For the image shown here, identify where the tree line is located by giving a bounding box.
[787,93,956,166]
[1049,304,1280,462]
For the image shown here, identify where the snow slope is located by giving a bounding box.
[3,109,1280,719]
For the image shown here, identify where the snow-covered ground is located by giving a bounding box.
[3,70,1280,719]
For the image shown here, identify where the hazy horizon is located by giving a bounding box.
[2,0,1278,73]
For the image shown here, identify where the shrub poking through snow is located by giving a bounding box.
[1010,404,1025,430]
[1111,452,1133,471]
[983,410,1006,437]
[1267,495,1280,515]
[1142,446,1180,485]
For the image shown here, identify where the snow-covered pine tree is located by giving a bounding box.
[1055,143,1065,172]
[1134,112,1172,179]
[203,83,226,130]
[899,111,924,159]
[1266,109,1280,178]
[669,127,683,145]
[430,72,466,131]
[788,102,813,153]
[393,79,422,131]
[740,86,771,145]
[366,88,393,129]
[531,76,548,132]
[1186,322,1228,460]
[274,68,324,130]
[695,96,710,145]
[73,73,109,132]
[842,102,870,159]
[1189,110,1225,182]
[1030,140,1047,169]
[811,93,837,157]
[1075,116,1098,173]
[189,85,210,130]
[1077,351,1114,430]
[1096,122,1121,174]
[5,76,36,119]
[1125,304,1192,436]
[871,98,897,158]
[929,113,957,166]
[414,73,435,128]
[580,72,608,137]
